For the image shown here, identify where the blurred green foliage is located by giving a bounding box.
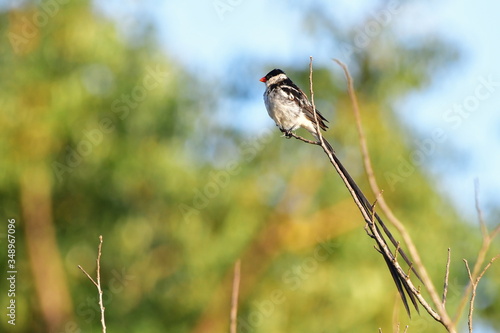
[0,1,499,333]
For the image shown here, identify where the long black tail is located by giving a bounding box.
[322,138,419,316]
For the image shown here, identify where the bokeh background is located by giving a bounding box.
[1,0,499,332]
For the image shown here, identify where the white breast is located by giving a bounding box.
[264,88,303,132]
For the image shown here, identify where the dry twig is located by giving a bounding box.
[442,248,451,307]
[78,235,106,333]
[453,180,500,324]
[286,132,320,146]
[230,259,241,333]
[463,255,500,333]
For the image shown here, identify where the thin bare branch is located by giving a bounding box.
[77,265,98,287]
[230,259,241,333]
[309,57,322,147]
[78,235,106,333]
[477,254,500,280]
[392,301,400,333]
[474,179,488,238]
[463,259,474,333]
[96,236,106,333]
[371,190,384,211]
[491,224,500,241]
[454,182,500,324]
[464,254,500,333]
[442,248,451,307]
[286,132,321,146]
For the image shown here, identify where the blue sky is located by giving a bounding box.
[96,0,500,222]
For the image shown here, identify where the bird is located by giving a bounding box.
[259,68,333,149]
[260,68,420,316]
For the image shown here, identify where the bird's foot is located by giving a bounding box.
[280,130,293,139]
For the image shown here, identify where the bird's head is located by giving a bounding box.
[260,69,287,85]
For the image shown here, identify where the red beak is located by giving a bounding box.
[259,77,267,82]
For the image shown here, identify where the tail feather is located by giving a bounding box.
[321,137,419,316]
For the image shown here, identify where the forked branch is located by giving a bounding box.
[78,235,106,333]
[464,255,500,333]
[454,180,500,324]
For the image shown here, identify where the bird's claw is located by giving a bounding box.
[282,130,293,139]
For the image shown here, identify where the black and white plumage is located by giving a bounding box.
[260,69,330,144]
[260,68,420,317]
